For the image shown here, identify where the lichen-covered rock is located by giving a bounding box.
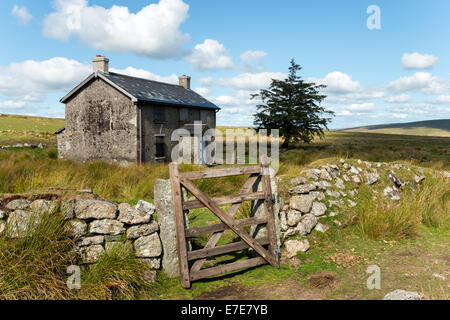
[89,219,125,235]
[75,200,117,220]
[352,175,361,184]
[6,210,40,238]
[288,184,317,194]
[79,245,105,264]
[383,289,421,300]
[289,177,307,185]
[118,203,151,225]
[305,169,321,181]
[318,181,331,189]
[320,169,332,181]
[61,200,75,220]
[77,235,104,247]
[126,221,159,239]
[326,190,341,198]
[384,186,401,200]
[284,239,310,258]
[414,174,426,184]
[335,178,346,190]
[295,214,318,236]
[311,202,327,217]
[349,166,359,175]
[364,171,380,185]
[315,223,329,233]
[140,258,161,270]
[135,200,155,214]
[286,209,302,227]
[6,199,32,211]
[310,191,325,201]
[30,199,59,214]
[279,211,288,231]
[0,221,5,236]
[134,233,162,258]
[388,171,404,188]
[290,194,314,213]
[67,219,87,238]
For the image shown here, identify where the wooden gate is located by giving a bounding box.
[169,156,280,288]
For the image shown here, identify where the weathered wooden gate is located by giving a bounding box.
[169,156,280,288]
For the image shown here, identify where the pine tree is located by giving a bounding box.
[253,59,334,148]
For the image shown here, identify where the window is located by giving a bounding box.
[155,136,166,159]
[200,110,208,124]
[154,106,166,123]
[179,108,189,122]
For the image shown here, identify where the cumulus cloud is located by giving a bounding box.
[428,94,450,104]
[185,39,234,70]
[240,50,267,61]
[193,87,211,97]
[384,94,410,103]
[343,103,375,111]
[310,71,361,93]
[240,50,267,72]
[387,72,448,94]
[11,5,33,25]
[200,72,285,90]
[110,67,179,84]
[43,0,190,59]
[391,113,408,119]
[0,57,91,102]
[401,52,439,69]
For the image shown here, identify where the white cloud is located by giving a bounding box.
[110,67,179,84]
[384,94,410,103]
[0,100,26,109]
[200,72,285,90]
[185,39,234,70]
[193,87,211,97]
[43,0,190,59]
[310,72,361,93]
[391,113,408,119]
[401,52,439,69]
[428,94,450,104]
[11,5,33,25]
[343,103,375,111]
[387,72,448,94]
[240,50,267,61]
[0,57,91,102]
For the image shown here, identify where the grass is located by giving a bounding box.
[0,210,152,300]
[0,114,449,300]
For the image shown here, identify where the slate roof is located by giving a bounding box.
[60,71,220,110]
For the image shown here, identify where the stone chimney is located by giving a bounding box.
[93,55,109,73]
[179,75,191,89]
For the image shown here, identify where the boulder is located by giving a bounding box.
[135,200,155,214]
[289,177,307,185]
[286,209,302,227]
[67,219,88,238]
[305,169,321,181]
[388,171,404,189]
[75,200,117,220]
[140,258,161,270]
[290,194,315,213]
[310,191,325,201]
[7,210,40,238]
[311,202,327,217]
[134,233,162,258]
[126,221,159,239]
[118,203,152,225]
[315,223,329,233]
[349,166,359,175]
[30,200,59,214]
[79,245,105,264]
[77,235,104,247]
[414,174,425,184]
[288,184,317,194]
[89,219,125,235]
[384,187,401,200]
[61,200,75,220]
[365,171,380,185]
[383,289,421,300]
[318,181,331,189]
[284,239,310,258]
[320,169,332,181]
[295,214,318,236]
[6,199,32,211]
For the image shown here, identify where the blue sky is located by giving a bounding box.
[0,0,449,128]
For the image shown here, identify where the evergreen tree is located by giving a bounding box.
[253,59,334,148]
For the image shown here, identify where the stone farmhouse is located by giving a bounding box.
[56,55,220,164]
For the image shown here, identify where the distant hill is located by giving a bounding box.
[340,119,450,137]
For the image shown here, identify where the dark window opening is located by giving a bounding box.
[154,106,166,123]
[155,136,166,159]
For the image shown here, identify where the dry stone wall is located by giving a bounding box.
[0,197,162,273]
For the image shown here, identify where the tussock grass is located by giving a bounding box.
[354,176,449,240]
[0,211,152,300]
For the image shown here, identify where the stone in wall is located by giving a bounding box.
[89,219,125,235]
[126,221,159,240]
[75,199,118,220]
[134,233,162,258]
[118,203,152,225]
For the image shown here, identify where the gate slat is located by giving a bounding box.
[185,217,267,237]
[183,191,265,210]
[180,166,261,180]
[187,237,269,261]
[189,257,267,281]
